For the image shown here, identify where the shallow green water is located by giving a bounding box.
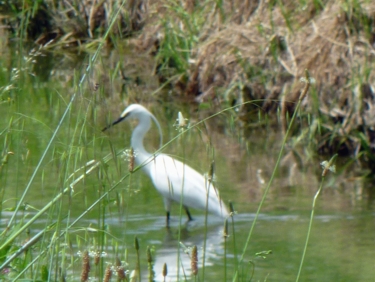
[0,46,374,281]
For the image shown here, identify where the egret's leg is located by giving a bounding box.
[164,198,172,227]
[166,211,170,227]
[184,206,193,221]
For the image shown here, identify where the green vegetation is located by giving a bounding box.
[0,0,374,281]
[2,0,375,165]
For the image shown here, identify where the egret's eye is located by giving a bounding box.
[122,112,131,119]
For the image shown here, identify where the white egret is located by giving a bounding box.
[103,104,229,225]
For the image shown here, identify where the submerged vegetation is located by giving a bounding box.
[0,0,375,281]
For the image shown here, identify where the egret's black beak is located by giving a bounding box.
[102,116,125,132]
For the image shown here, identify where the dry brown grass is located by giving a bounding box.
[151,1,375,104]
[135,0,375,153]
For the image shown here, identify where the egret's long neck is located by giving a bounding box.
[131,115,152,164]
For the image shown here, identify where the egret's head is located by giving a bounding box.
[120,104,150,120]
[102,104,150,132]
[102,104,163,148]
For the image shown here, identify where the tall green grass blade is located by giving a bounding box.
[232,70,312,281]
[295,154,337,281]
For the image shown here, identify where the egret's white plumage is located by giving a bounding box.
[104,104,229,224]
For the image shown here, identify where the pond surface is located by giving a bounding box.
[0,46,374,281]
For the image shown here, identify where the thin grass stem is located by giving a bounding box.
[296,154,337,281]
[224,218,228,282]
[232,70,311,281]
[135,236,141,282]
[229,202,238,276]
[295,181,323,282]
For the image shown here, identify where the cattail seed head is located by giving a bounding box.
[80,251,90,282]
[162,263,168,277]
[103,264,112,282]
[191,246,198,276]
[134,237,139,251]
[116,265,126,280]
[128,147,135,172]
[147,246,152,263]
[115,257,127,280]
[94,251,100,266]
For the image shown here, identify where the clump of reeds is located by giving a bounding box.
[76,250,129,282]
